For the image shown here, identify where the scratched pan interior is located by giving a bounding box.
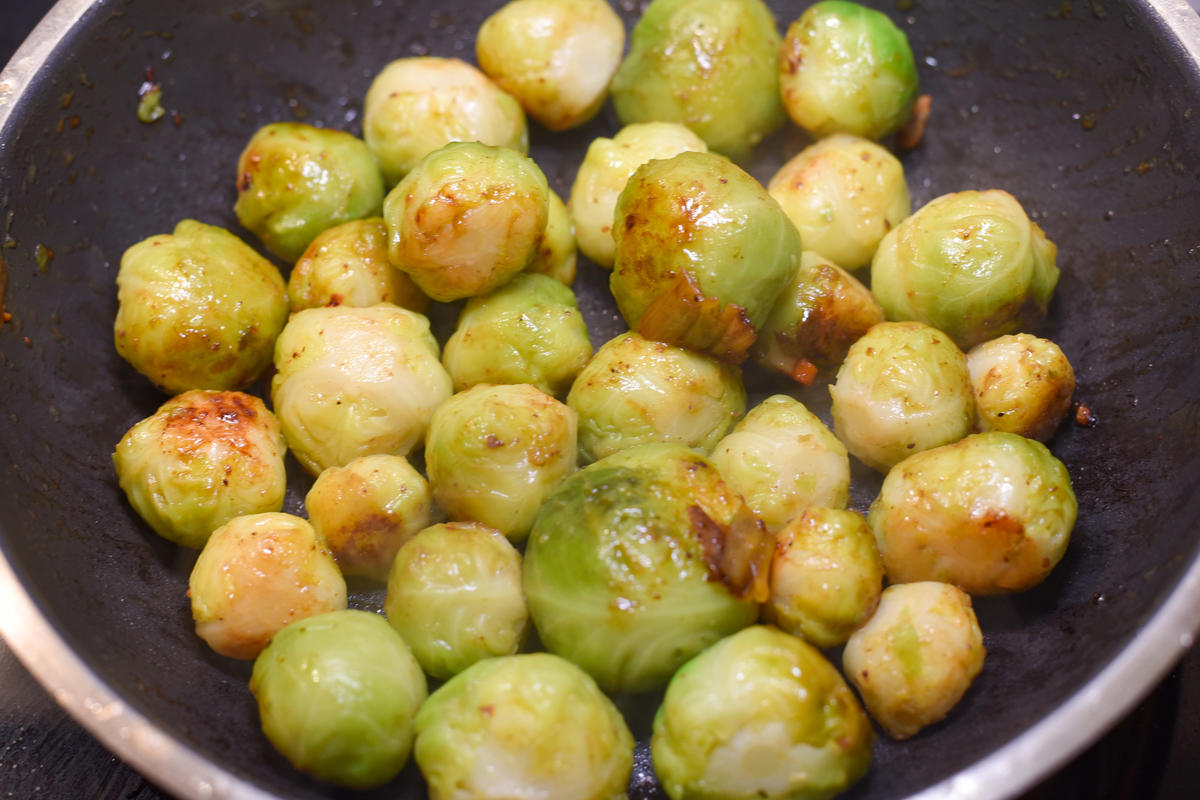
[1,0,1199,798]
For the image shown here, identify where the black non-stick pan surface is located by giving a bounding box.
[1,1,1199,798]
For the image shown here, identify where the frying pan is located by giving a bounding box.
[2,1,1199,798]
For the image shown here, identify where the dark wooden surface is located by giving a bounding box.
[1,1,1198,799]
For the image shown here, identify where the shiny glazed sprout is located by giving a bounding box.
[414,653,634,800]
[189,512,347,660]
[304,454,433,581]
[830,320,975,472]
[476,0,626,131]
[113,390,287,550]
[869,431,1077,594]
[569,121,707,269]
[611,0,785,160]
[424,383,578,541]
[363,56,528,186]
[526,190,578,285]
[566,331,746,463]
[384,141,550,302]
[709,394,850,532]
[113,219,287,394]
[843,582,985,739]
[767,134,911,271]
[384,522,529,680]
[233,122,385,264]
[871,189,1060,350]
[779,0,919,141]
[651,625,873,800]
[766,507,884,649]
[271,304,452,475]
[610,151,801,363]
[967,333,1076,441]
[523,443,770,693]
[441,272,593,396]
[287,218,428,313]
[250,610,428,789]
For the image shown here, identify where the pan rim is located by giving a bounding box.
[1,1,1199,798]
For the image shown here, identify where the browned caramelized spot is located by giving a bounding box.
[688,504,772,602]
[238,171,253,192]
[1074,401,1098,428]
[164,391,261,456]
[636,270,756,364]
[485,434,504,448]
[897,94,933,151]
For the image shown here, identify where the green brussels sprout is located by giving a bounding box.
[766,508,884,649]
[767,135,910,271]
[524,443,770,692]
[871,189,1061,350]
[287,218,428,314]
[113,220,287,394]
[568,121,708,269]
[384,522,529,680]
[843,582,985,739]
[414,653,634,800]
[363,56,528,186]
[250,610,428,788]
[271,304,452,475]
[752,251,885,383]
[425,384,578,541]
[967,333,1076,441]
[476,0,625,132]
[442,273,593,396]
[651,625,873,800]
[610,151,801,363]
[611,0,785,159]
[567,331,746,464]
[709,395,849,533]
[869,431,1077,595]
[779,0,919,141]
[304,454,433,581]
[830,321,974,473]
[525,190,577,285]
[113,390,286,549]
[189,512,347,660]
[233,122,384,264]
[384,141,550,302]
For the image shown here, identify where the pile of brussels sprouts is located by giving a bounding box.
[109,0,1082,797]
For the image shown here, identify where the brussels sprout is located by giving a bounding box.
[767,135,910,271]
[967,333,1076,441]
[611,151,801,363]
[567,331,746,463]
[250,610,427,788]
[442,273,593,396]
[652,625,873,800]
[611,0,784,160]
[425,384,578,541]
[189,512,347,660]
[829,321,974,473]
[753,251,885,383]
[568,121,708,268]
[476,0,625,131]
[710,395,849,533]
[869,431,1076,595]
[843,582,985,739]
[871,189,1060,350]
[304,454,433,581]
[113,220,287,394]
[384,141,550,302]
[414,653,634,800]
[766,508,884,649]
[384,522,529,679]
[287,218,427,313]
[233,122,384,264]
[271,304,452,475]
[363,57,528,186]
[113,391,286,549]
[779,1,919,141]
[525,190,577,285]
[524,443,770,692]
